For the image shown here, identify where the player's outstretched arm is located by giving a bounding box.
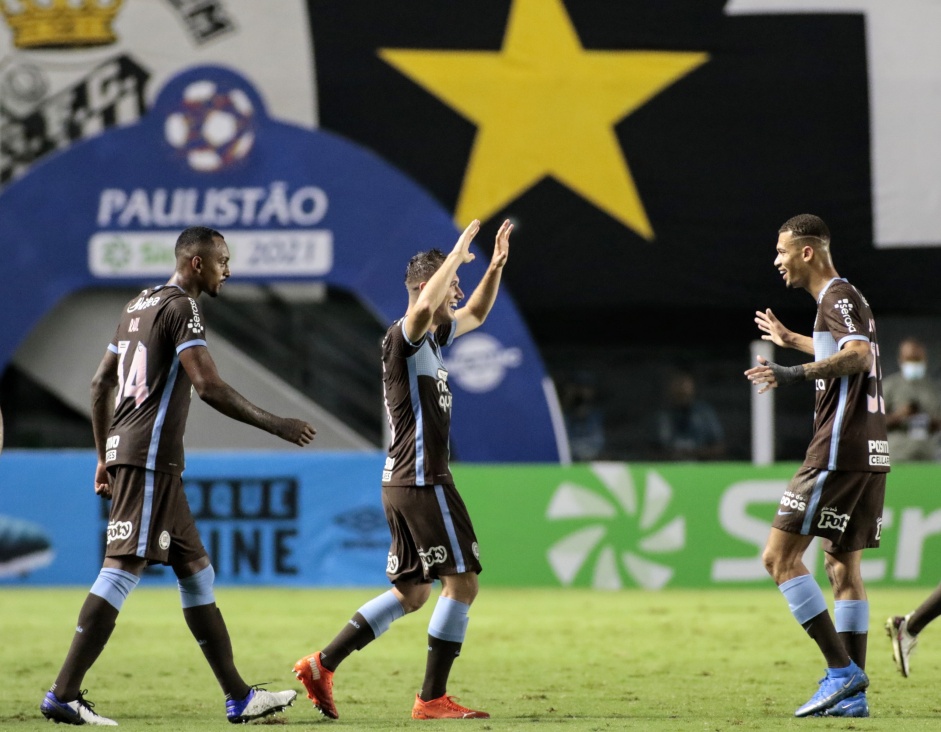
[455,218,513,338]
[180,346,316,446]
[803,339,873,380]
[754,308,813,355]
[404,219,480,343]
[91,349,119,497]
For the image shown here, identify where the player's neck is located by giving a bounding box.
[166,273,201,300]
[807,267,841,300]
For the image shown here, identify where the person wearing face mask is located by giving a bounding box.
[882,338,941,461]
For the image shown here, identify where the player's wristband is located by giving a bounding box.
[768,361,804,387]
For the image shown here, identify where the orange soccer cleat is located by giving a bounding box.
[293,652,338,719]
[411,693,490,720]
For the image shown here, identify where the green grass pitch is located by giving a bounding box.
[3,586,941,730]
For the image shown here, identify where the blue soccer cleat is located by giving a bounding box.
[40,690,117,726]
[794,661,869,718]
[815,691,870,718]
[226,686,296,724]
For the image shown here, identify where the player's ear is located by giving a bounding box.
[191,254,203,273]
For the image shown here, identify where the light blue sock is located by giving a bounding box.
[428,596,470,643]
[779,574,828,625]
[835,599,869,633]
[358,590,405,638]
[90,568,140,611]
[178,565,216,608]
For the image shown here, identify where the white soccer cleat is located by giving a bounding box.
[226,687,297,724]
[886,613,918,677]
[40,690,118,726]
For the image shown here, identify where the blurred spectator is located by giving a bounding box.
[882,337,941,461]
[654,369,726,461]
[560,371,605,461]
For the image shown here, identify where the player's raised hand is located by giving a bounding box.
[492,219,512,268]
[754,308,792,347]
[452,219,480,263]
[277,418,316,446]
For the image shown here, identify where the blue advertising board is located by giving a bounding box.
[0,450,390,587]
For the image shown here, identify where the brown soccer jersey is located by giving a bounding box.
[381,319,456,487]
[803,278,890,473]
[103,285,207,476]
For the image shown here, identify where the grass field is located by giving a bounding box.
[3,586,941,730]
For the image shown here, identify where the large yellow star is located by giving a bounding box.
[379,0,708,239]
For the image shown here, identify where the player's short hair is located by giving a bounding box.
[405,248,446,288]
[175,226,223,259]
[779,214,830,243]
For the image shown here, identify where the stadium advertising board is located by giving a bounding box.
[2,453,940,589]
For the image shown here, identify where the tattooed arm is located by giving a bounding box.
[803,340,872,380]
[746,340,871,394]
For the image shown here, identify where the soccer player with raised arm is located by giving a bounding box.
[745,214,889,718]
[293,219,512,721]
[40,226,316,726]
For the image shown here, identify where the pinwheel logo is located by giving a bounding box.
[545,463,685,590]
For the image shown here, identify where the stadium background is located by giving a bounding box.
[1,0,941,590]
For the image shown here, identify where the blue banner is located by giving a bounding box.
[0,450,390,587]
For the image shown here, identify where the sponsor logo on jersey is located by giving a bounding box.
[868,439,890,467]
[127,294,161,312]
[187,298,204,333]
[834,298,857,333]
[418,545,448,571]
[107,520,133,544]
[818,508,850,532]
[382,456,394,482]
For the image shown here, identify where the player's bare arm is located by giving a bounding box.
[746,340,872,394]
[404,219,480,343]
[803,339,873,380]
[179,346,316,446]
[754,308,814,354]
[455,219,513,338]
[90,349,119,497]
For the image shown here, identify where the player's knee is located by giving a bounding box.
[90,567,141,611]
[761,546,779,578]
[441,572,479,604]
[394,582,430,613]
[178,564,216,608]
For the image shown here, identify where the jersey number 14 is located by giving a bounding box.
[116,340,150,408]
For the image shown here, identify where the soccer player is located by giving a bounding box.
[886,584,941,677]
[745,214,888,719]
[40,226,316,726]
[293,218,511,721]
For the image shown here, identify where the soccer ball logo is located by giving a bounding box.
[164,80,255,172]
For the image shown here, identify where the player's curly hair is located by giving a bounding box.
[175,225,224,259]
[779,214,830,243]
[405,248,446,288]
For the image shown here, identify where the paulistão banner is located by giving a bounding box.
[2,453,939,588]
